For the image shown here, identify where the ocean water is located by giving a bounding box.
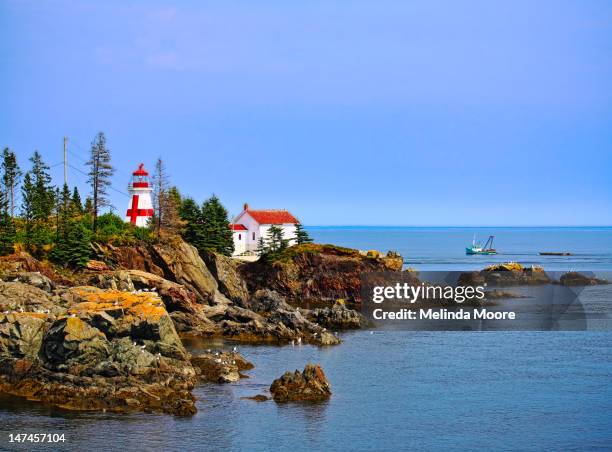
[307,226,612,271]
[0,227,611,451]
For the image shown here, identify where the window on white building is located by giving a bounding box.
[252,232,256,240]
[238,234,241,240]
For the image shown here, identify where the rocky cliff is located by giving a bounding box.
[239,244,403,305]
[0,283,197,415]
[0,238,395,414]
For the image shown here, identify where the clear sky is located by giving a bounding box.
[1,0,611,225]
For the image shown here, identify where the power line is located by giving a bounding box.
[67,163,130,198]
[68,139,133,179]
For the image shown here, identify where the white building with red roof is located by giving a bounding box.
[230,203,299,255]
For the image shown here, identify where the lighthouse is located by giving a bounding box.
[125,163,154,227]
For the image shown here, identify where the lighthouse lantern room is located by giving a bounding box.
[125,163,154,227]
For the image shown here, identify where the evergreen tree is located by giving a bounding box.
[179,197,205,249]
[71,186,83,215]
[199,195,234,256]
[21,153,54,256]
[0,185,15,255]
[29,151,55,219]
[65,221,91,267]
[151,157,168,233]
[84,197,94,215]
[20,172,35,248]
[1,148,21,217]
[179,195,234,256]
[87,132,115,233]
[257,225,289,262]
[295,222,312,244]
[50,184,72,264]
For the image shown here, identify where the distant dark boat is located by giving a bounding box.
[539,252,572,256]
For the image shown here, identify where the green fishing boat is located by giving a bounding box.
[466,235,497,255]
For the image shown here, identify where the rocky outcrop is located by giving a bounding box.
[191,350,253,383]
[270,363,331,402]
[0,252,69,286]
[90,242,164,277]
[559,272,609,286]
[305,302,368,330]
[0,285,198,416]
[150,238,219,304]
[459,263,551,287]
[88,270,218,336]
[217,290,341,346]
[201,251,250,307]
[239,244,403,305]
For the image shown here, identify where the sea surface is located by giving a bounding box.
[1,227,611,451]
[307,226,612,271]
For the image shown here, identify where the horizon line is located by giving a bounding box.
[303,225,612,228]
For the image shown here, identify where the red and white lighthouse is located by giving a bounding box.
[125,163,154,227]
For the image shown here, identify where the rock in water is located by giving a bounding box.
[559,272,608,286]
[191,351,253,383]
[270,363,331,402]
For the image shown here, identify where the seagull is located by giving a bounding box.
[133,342,137,347]
[232,346,238,353]
[140,344,146,350]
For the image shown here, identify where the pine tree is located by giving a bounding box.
[295,222,312,244]
[21,152,54,256]
[21,172,35,249]
[71,186,83,215]
[0,184,15,255]
[179,197,204,249]
[1,148,21,217]
[65,221,91,267]
[179,195,234,256]
[257,225,289,262]
[200,195,234,256]
[151,157,168,233]
[84,197,94,215]
[87,132,115,233]
[50,184,72,264]
[29,151,55,219]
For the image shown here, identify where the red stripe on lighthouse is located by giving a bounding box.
[129,195,139,224]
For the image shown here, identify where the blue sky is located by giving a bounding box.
[1,0,611,225]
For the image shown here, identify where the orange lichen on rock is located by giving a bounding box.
[67,287,167,320]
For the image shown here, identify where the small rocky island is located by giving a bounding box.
[0,239,401,415]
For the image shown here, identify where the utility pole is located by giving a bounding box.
[63,136,68,186]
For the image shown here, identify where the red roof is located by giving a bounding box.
[229,223,247,231]
[246,209,299,225]
[133,163,149,176]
